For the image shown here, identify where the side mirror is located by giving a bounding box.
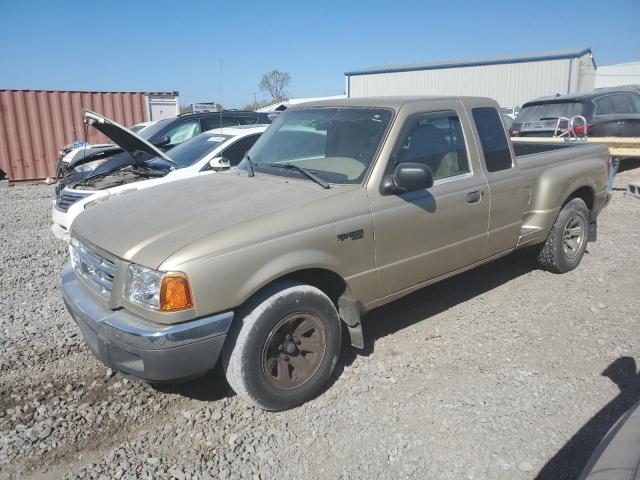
[153,135,171,147]
[382,162,434,195]
[209,156,230,171]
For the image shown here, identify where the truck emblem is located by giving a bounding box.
[337,229,364,242]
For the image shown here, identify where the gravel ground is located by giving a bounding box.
[1,166,639,480]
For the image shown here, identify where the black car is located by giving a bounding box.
[55,110,271,183]
[510,88,640,137]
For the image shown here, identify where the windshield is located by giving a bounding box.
[515,102,584,124]
[167,132,231,168]
[246,107,392,184]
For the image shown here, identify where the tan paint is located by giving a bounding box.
[70,96,609,325]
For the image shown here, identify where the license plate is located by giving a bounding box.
[522,120,553,131]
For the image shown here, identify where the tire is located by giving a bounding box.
[537,198,590,274]
[222,281,342,411]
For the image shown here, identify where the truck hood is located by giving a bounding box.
[71,171,341,268]
[73,109,173,168]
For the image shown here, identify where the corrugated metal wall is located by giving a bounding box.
[0,90,150,181]
[348,54,596,108]
[595,62,640,88]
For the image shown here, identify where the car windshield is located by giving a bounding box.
[515,102,584,123]
[167,133,232,168]
[246,107,392,184]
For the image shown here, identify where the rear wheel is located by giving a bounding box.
[537,198,589,273]
[222,281,341,411]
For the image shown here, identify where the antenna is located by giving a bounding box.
[219,58,223,127]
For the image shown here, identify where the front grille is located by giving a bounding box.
[55,190,91,212]
[70,240,116,296]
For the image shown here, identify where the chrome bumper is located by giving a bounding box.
[61,265,233,382]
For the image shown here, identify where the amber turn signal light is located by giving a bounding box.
[160,274,194,311]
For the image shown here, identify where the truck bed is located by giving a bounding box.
[513,140,592,157]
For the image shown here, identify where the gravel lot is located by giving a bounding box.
[1,166,639,480]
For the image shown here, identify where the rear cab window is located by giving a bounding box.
[472,107,513,172]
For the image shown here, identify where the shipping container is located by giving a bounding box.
[0,89,178,181]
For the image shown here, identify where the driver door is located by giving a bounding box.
[368,104,490,300]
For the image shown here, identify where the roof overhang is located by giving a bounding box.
[345,48,594,77]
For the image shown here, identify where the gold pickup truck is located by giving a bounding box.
[62,96,609,410]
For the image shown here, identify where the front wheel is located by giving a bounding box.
[537,197,590,273]
[222,281,342,411]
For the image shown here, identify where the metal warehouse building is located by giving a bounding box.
[345,48,596,108]
[595,61,640,88]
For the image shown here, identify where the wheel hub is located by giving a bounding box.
[562,214,586,259]
[261,313,327,390]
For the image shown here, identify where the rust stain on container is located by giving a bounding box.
[0,89,173,181]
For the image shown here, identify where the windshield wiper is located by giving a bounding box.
[268,163,331,189]
[243,154,255,177]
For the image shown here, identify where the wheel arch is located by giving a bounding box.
[237,260,365,349]
[564,185,594,211]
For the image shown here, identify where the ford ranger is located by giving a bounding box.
[61,96,610,411]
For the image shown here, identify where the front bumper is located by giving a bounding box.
[61,265,233,382]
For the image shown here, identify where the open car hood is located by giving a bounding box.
[72,109,173,168]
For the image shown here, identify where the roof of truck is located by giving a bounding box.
[290,96,493,109]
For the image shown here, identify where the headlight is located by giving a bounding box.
[74,159,107,173]
[68,237,81,269]
[125,264,193,311]
[84,196,110,210]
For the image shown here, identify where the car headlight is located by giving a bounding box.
[125,264,193,311]
[83,196,110,209]
[74,159,107,173]
[68,237,81,269]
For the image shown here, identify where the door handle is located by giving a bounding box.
[467,191,482,204]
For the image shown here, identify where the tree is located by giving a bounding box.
[259,70,290,102]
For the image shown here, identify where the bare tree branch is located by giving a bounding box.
[259,70,291,102]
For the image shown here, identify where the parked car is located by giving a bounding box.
[501,112,514,128]
[62,96,609,411]
[55,121,156,178]
[55,110,271,188]
[578,399,640,480]
[510,88,640,137]
[51,110,267,240]
[500,106,520,120]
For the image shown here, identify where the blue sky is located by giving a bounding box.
[1,0,639,108]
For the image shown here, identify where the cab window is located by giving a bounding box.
[390,110,470,180]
